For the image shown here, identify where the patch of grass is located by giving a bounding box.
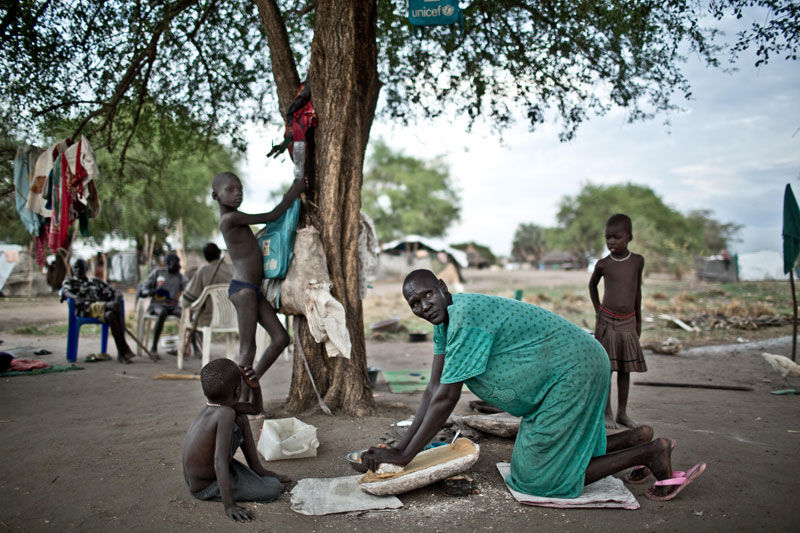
[12,325,47,335]
[673,292,697,305]
[361,278,793,349]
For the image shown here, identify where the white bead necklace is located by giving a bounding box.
[609,250,632,262]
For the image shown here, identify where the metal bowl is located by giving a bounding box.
[408,331,428,342]
[346,449,368,473]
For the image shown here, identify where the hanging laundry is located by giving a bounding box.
[47,154,72,252]
[28,139,68,217]
[13,147,41,235]
[63,135,99,206]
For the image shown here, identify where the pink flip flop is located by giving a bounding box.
[645,463,706,501]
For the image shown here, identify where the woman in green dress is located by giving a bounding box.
[362,270,705,501]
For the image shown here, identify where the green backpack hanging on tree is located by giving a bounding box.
[256,198,301,279]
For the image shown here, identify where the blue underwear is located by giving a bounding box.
[228,279,262,301]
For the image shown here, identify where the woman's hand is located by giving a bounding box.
[361,445,409,472]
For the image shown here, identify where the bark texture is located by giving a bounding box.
[257,0,380,415]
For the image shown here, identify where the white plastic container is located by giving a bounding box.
[257,417,320,461]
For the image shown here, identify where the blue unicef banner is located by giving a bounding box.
[408,0,461,27]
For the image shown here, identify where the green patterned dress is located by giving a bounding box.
[434,293,609,498]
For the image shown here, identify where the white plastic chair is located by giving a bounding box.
[135,297,180,358]
[177,284,238,369]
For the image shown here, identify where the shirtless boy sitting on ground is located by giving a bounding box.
[212,172,305,411]
[182,359,288,522]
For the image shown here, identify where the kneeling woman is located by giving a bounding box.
[361,270,704,501]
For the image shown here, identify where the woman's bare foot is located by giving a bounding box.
[622,438,675,483]
[605,414,618,429]
[646,463,706,501]
[643,437,674,496]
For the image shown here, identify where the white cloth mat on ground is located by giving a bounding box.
[290,475,403,515]
[496,463,640,510]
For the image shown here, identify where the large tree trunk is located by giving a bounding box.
[256,0,380,415]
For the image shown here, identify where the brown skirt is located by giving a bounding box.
[594,311,646,373]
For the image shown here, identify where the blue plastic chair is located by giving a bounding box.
[66,297,124,362]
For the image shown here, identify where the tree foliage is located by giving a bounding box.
[553,183,741,274]
[0,0,271,157]
[511,223,549,264]
[710,0,800,66]
[3,0,796,156]
[361,139,461,242]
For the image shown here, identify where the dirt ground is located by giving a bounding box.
[2,280,800,532]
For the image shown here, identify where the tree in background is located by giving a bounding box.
[553,183,741,276]
[685,209,743,254]
[1,0,791,414]
[362,140,460,243]
[511,223,549,265]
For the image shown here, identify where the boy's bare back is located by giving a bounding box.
[182,405,235,492]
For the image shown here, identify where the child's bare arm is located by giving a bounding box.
[240,365,263,412]
[635,257,644,336]
[588,263,603,314]
[221,178,305,228]
[213,409,252,521]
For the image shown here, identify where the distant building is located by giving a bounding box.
[451,242,494,269]
[377,235,468,283]
[540,250,581,270]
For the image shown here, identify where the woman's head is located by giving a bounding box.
[402,269,451,325]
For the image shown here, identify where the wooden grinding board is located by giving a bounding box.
[359,438,480,496]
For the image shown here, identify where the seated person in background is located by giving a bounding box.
[182,359,287,522]
[138,253,187,359]
[60,258,135,364]
[181,243,234,356]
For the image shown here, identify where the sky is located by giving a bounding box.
[239,38,800,260]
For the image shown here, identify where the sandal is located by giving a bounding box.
[645,463,706,501]
[84,354,100,363]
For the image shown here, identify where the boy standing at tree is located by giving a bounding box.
[182,359,287,522]
[212,172,304,412]
[589,213,646,429]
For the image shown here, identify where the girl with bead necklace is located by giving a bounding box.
[589,213,646,430]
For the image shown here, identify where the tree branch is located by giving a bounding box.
[253,0,301,114]
[72,0,200,142]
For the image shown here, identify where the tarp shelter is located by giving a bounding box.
[377,235,467,280]
[0,244,22,293]
[737,250,785,281]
